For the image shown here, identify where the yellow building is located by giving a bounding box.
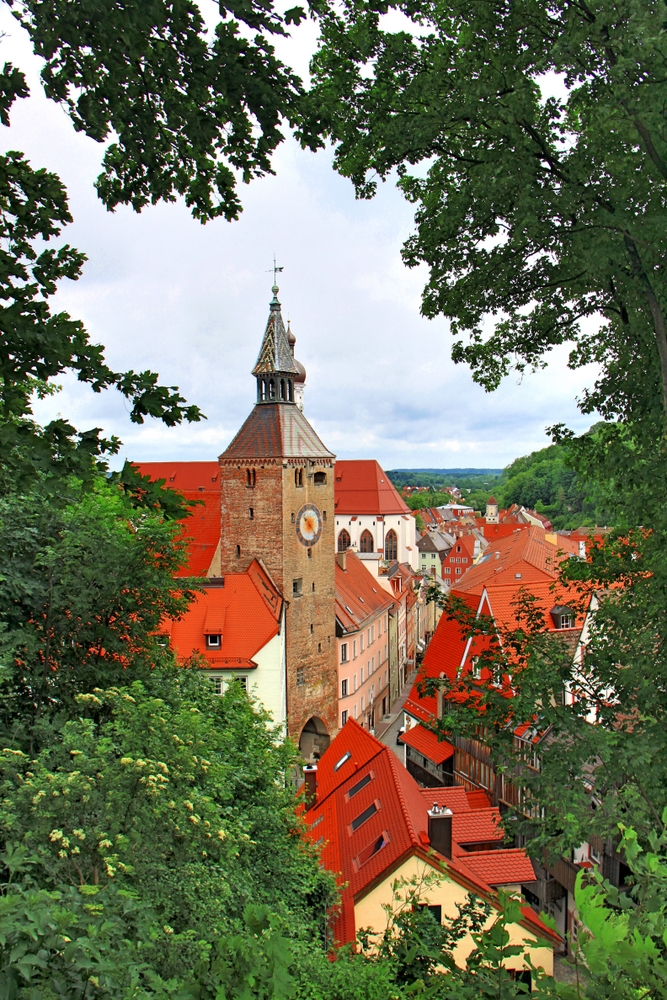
[304,720,560,982]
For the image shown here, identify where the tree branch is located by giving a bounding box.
[623,232,667,420]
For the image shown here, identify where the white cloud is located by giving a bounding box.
[1,7,597,473]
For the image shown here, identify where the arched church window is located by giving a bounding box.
[360,529,375,553]
[314,471,326,485]
[337,529,350,552]
[384,529,398,561]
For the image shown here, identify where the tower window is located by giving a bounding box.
[246,468,256,488]
[310,624,314,634]
[280,379,286,400]
[291,512,295,523]
[295,468,304,487]
[308,548,312,559]
[288,381,294,402]
[236,544,241,558]
[314,471,326,485]
[248,508,254,520]
[312,582,315,592]
[293,578,303,597]
[360,530,374,553]
[269,379,276,399]
[384,529,398,561]
[338,529,351,552]
[318,642,322,652]
[296,666,305,686]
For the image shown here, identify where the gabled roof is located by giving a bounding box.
[220,404,334,460]
[463,850,536,887]
[165,559,282,667]
[417,531,453,554]
[134,462,220,577]
[336,552,395,633]
[454,526,560,594]
[305,721,559,948]
[334,461,410,515]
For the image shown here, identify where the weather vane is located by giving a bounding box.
[267,255,284,289]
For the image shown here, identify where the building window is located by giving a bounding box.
[295,468,304,487]
[353,639,357,658]
[455,568,461,574]
[341,643,348,663]
[360,634,364,653]
[206,634,221,649]
[360,666,365,683]
[236,544,241,558]
[341,710,348,726]
[296,666,305,686]
[384,529,398,561]
[338,529,351,552]
[341,678,348,696]
[291,512,295,523]
[472,657,481,679]
[444,567,450,574]
[350,801,377,832]
[233,675,248,691]
[209,676,224,695]
[310,624,314,634]
[360,696,365,711]
[318,642,322,652]
[314,471,327,485]
[248,507,254,520]
[293,578,303,597]
[360,529,374,553]
[312,582,316,592]
[462,557,468,563]
[246,468,256,488]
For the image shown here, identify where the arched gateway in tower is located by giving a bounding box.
[218,282,337,755]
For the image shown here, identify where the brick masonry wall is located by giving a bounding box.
[218,456,338,743]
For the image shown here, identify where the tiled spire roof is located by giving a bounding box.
[252,285,300,376]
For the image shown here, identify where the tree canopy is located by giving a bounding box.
[306,0,667,436]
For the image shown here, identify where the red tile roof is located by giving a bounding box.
[336,551,396,633]
[135,462,221,577]
[455,527,561,594]
[463,849,536,886]
[165,559,282,667]
[418,789,504,845]
[334,460,410,515]
[306,721,560,949]
[399,724,455,764]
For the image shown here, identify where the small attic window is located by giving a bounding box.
[334,751,352,772]
[354,832,389,869]
[350,801,378,832]
[551,606,575,630]
[206,635,221,649]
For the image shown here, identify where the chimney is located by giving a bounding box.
[337,550,347,571]
[303,764,318,809]
[428,803,453,859]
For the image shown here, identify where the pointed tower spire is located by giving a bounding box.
[252,281,300,403]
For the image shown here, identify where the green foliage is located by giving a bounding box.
[306,0,667,434]
[8,0,317,224]
[0,477,194,751]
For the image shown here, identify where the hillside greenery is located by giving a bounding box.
[389,431,613,529]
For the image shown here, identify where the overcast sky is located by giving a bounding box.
[1,6,599,472]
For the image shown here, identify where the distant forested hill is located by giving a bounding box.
[387,432,612,529]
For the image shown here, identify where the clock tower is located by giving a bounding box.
[218,281,338,756]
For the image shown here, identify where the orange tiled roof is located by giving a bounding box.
[135,461,221,578]
[454,526,562,594]
[399,724,455,763]
[463,849,536,886]
[305,721,560,949]
[336,551,395,632]
[165,559,282,667]
[334,460,410,515]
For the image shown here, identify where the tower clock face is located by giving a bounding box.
[295,503,323,547]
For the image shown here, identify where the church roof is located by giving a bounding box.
[334,460,410,515]
[252,291,300,376]
[220,403,335,460]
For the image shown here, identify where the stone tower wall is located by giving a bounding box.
[218,454,338,743]
[281,457,338,742]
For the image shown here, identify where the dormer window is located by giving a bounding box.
[206,634,221,649]
[550,606,575,630]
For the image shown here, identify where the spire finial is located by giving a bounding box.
[266,254,284,301]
